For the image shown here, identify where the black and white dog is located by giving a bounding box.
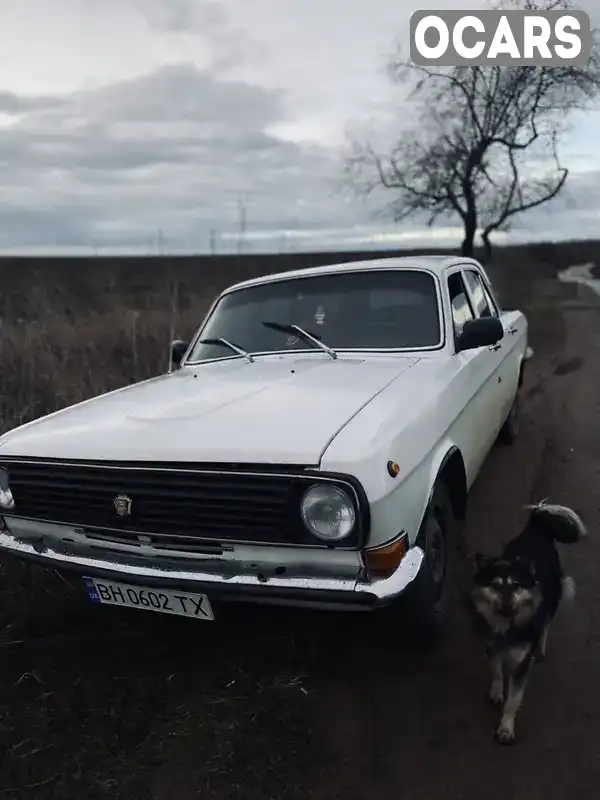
[470,501,586,745]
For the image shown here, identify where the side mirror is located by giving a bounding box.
[456,317,504,353]
[170,339,189,370]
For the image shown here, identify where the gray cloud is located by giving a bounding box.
[0,62,358,251]
[134,0,267,72]
[1,0,600,254]
[134,0,222,33]
[0,91,65,114]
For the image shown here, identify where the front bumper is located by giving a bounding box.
[0,522,425,611]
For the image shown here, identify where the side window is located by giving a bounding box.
[481,280,501,315]
[447,272,474,337]
[462,269,496,318]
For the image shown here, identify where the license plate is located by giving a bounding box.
[83,577,214,621]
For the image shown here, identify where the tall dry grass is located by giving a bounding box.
[0,283,213,436]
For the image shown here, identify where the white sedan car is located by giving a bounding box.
[0,255,528,636]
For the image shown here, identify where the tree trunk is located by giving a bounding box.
[481,230,493,262]
[461,217,476,257]
[461,183,477,257]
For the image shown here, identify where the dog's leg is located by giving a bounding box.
[495,647,533,745]
[496,671,529,744]
[488,653,504,705]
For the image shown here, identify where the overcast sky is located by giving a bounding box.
[1,0,600,254]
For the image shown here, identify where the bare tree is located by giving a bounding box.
[345,0,600,259]
[237,196,248,254]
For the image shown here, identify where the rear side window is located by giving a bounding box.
[481,279,501,315]
[447,272,474,336]
[463,270,496,318]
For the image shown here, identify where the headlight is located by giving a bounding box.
[300,484,356,542]
[0,467,15,511]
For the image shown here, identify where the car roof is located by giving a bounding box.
[222,255,484,293]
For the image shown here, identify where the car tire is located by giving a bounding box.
[497,390,520,445]
[404,481,458,644]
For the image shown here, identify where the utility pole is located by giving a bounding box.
[156,228,166,255]
[237,197,247,255]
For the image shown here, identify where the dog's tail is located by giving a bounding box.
[525,500,586,544]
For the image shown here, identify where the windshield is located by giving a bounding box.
[186,268,441,362]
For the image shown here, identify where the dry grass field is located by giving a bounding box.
[0,240,599,799]
[0,239,596,437]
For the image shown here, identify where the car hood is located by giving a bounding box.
[0,354,420,464]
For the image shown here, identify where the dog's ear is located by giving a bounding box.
[472,552,494,569]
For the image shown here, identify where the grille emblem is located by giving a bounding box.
[113,494,133,517]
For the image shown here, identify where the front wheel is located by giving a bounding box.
[497,390,520,445]
[404,482,458,643]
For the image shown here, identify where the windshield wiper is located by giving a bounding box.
[199,338,255,363]
[262,322,337,360]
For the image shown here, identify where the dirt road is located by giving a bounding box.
[1,268,599,799]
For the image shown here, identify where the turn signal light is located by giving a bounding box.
[363,533,408,578]
[387,461,400,478]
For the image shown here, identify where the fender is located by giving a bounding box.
[413,443,466,545]
[518,357,525,388]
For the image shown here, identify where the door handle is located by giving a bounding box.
[507,326,518,335]
[489,344,502,351]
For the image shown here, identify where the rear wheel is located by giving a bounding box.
[405,482,458,642]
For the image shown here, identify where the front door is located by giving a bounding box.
[461,266,520,429]
[447,269,504,481]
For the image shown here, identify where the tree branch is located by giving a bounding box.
[342,0,600,257]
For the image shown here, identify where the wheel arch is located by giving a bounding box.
[418,445,468,541]
[518,354,527,388]
[436,447,468,522]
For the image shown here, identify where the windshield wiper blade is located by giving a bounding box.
[262,321,337,359]
[199,338,255,363]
